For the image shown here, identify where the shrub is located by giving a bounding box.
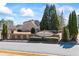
[62,27,69,42]
[31,28,35,34]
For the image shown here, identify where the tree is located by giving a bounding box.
[68,11,78,41]
[50,5,60,31]
[58,15,62,30]
[60,11,65,30]
[31,28,35,34]
[4,24,8,39]
[40,4,50,30]
[40,4,60,31]
[62,27,69,42]
[1,23,8,40]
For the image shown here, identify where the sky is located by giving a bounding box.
[0,3,79,25]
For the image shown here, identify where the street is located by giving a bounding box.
[0,41,78,56]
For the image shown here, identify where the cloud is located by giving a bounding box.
[55,5,75,26]
[56,5,75,20]
[21,8,34,17]
[58,5,74,13]
[76,9,79,15]
[0,2,15,15]
[0,6,13,14]
[0,2,7,6]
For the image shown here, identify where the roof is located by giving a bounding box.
[22,20,39,30]
[36,31,53,37]
[36,30,61,37]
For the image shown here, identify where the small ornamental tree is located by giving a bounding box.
[1,23,8,40]
[31,28,35,34]
[62,27,69,42]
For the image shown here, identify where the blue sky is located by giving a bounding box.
[0,3,79,25]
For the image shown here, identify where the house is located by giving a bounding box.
[16,25,23,31]
[9,20,40,40]
[16,20,40,32]
[9,31,31,40]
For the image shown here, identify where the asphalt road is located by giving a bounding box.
[0,41,78,56]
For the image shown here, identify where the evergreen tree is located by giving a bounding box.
[60,11,65,29]
[40,4,60,31]
[57,15,62,30]
[50,5,60,31]
[1,23,8,40]
[5,24,8,39]
[68,11,78,41]
[40,4,49,30]
[62,27,69,42]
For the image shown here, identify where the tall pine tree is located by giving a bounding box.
[50,5,60,31]
[40,4,60,31]
[68,11,78,41]
[1,23,8,40]
[60,11,65,29]
[40,4,50,30]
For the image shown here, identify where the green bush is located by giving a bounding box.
[62,27,69,42]
[31,28,35,34]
